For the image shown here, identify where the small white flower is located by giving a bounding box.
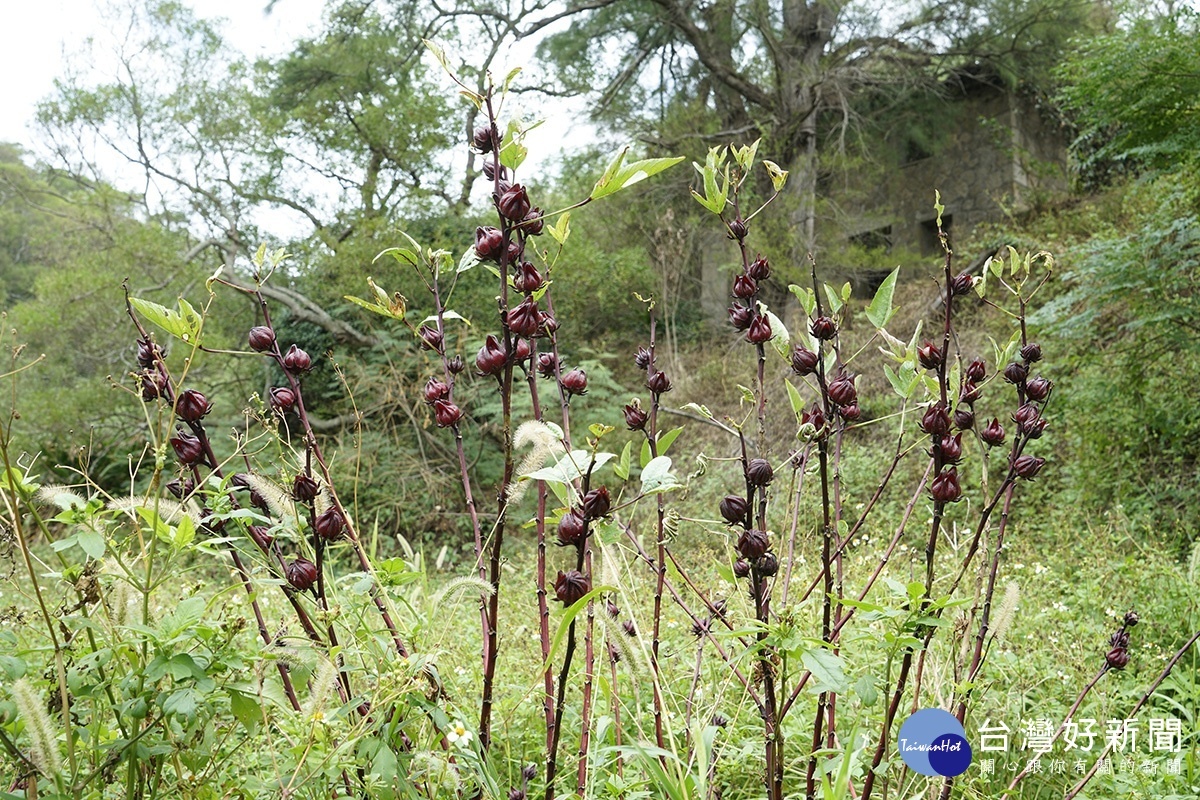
[447,720,472,747]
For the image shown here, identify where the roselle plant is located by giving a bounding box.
[4,53,1200,800]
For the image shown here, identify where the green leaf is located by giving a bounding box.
[162,687,201,720]
[78,529,105,559]
[866,267,899,328]
[801,647,849,694]
[523,450,614,484]
[542,585,615,672]
[785,380,805,418]
[657,426,684,456]
[854,675,879,707]
[129,297,203,345]
[934,189,944,227]
[789,284,817,317]
[591,147,684,200]
[456,248,480,274]
[732,139,760,171]
[614,441,632,481]
[762,159,788,191]
[764,307,790,358]
[640,456,681,495]
[546,210,571,246]
[228,689,260,733]
[823,283,843,314]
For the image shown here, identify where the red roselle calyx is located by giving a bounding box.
[557,508,587,546]
[930,467,963,503]
[513,261,544,293]
[960,382,982,404]
[966,357,987,383]
[293,474,320,503]
[746,314,772,344]
[286,558,319,591]
[1105,646,1130,670]
[447,355,465,375]
[728,217,748,240]
[633,347,652,370]
[736,528,770,559]
[719,494,749,525]
[728,304,753,331]
[554,570,591,605]
[141,371,167,402]
[955,407,975,430]
[1020,342,1043,362]
[582,486,611,520]
[791,345,819,375]
[754,552,779,577]
[520,208,545,236]
[513,338,533,363]
[827,373,857,406]
[732,274,757,299]
[476,335,507,377]
[174,388,211,422]
[838,403,862,422]
[433,399,465,428]
[248,326,275,352]
[623,401,648,431]
[418,326,443,352]
[1013,403,1040,432]
[920,403,951,435]
[980,418,1006,446]
[1003,361,1028,384]
[801,404,826,434]
[166,477,193,499]
[269,386,296,413]
[917,340,944,370]
[170,431,205,466]
[951,271,974,296]
[811,315,838,340]
[536,352,558,378]
[136,338,162,368]
[497,184,532,222]
[733,558,751,579]
[1026,376,1052,402]
[747,255,770,281]
[506,298,541,338]
[1013,454,1046,480]
[282,344,312,373]
[560,368,588,396]
[937,433,964,464]
[475,226,504,261]
[647,370,672,394]
[746,458,774,487]
[472,124,496,153]
[314,507,346,541]
[424,378,450,404]
[482,159,506,181]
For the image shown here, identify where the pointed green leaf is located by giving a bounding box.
[866,267,899,328]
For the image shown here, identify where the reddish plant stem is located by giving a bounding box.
[646,311,669,754]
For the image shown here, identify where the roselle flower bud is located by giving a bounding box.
[433,399,465,428]
[1003,361,1027,385]
[509,789,526,800]
[736,528,770,559]
[937,433,964,464]
[606,599,620,619]
[170,431,205,466]
[424,378,450,404]
[719,495,749,525]
[960,382,982,404]
[753,552,779,577]
[522,763,537,782]
[728,304,753,331]
[293,474,320,503]
[315,507,346,541]
[1013,403,1040,432]
[249,489,270,514]
[286,558,319,592]
[506,298,541,339]
[476,335,507,377]
[692,617,710,638]
[801,404,826,433]
[917,340,943,370]
[733,558,751,579]
[520,208,545,236]
[811,316,838,340]
[728,217,748,240]
[791,345,819,375]
[647,370,672,394]
[418,326,443,353]
[560,368,588,396]
[624,402,648,431]
[537,352,558,378]
[556,508,587,546]
[1012,454,1045,480]
[1124,610,1140,627]
[166,477,193,499]
[136,337,162,368]
[512,338,533,363]
[747,256,770,281]
[230,473,251,490]
[482,159,506,181]
[966,358,987,383]
[175,389,211,423]
[497,184,532,222]
[954,407,975,430]
[1105,646,1130,670]
[1110,630,1130,648]
[827,373,857,407]
[248,525,273,549]
[920,403,951,435]
[554,569,590,605]
[472,124,496,153]
[746,314,772,344]
[950,271,974,296]
[269,386,297,413]
[582,486,611,520]
[1025,376,1052,402]
[283,344,312,373]
[513,261,544,293]
[930,467,962,503]
[732,274,758,299]
[1022,416,1047,440]
[505,240,522,265]
[712,713,729,728]
[980,418,1006,447]
[447,355,465,375]
[622,619,637,637]
[838,403,862,422]
[1020,342,1043,363]
[141,371,167,402]
[746,458,774,487]
[475,226,504,261]
[633,347,652,370]
[248,326,275,352]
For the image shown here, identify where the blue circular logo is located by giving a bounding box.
[897,708,973,777]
